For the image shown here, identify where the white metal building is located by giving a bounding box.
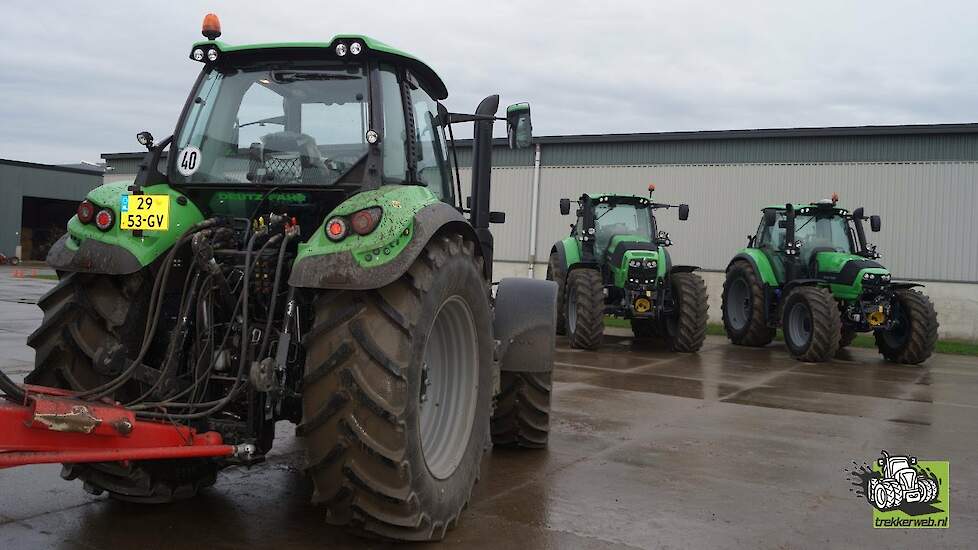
[102,123,978,340]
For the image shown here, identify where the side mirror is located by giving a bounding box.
[136,131,155,150]
[870,215,881,232]
[678,204,689,221]
[852,207,865,220]
[763,211,777,227]
[559,198,571,216]
[506,103,532,149]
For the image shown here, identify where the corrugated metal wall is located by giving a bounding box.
[454,132,978,167]
[462,162,978,282]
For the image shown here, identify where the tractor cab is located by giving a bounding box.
[753,196,888,289]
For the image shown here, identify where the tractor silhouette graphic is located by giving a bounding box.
[868,451,939,510]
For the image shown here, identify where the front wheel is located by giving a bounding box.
[299,234,493,541]
[565,269,604,350]
[491,371,552,448]
[547,251,568,335]
[874,290,938,365]
[663,272,709,352]
[781,286,841,362]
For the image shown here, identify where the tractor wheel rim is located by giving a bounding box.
[726,278,750,331]
[787,302,813,347]
[567,285,578,334]
[419,295,479,480]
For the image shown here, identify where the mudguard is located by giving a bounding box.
[783,278,822,293]
[670,265,700,274]
[47,181,204,275]
[289,188,483,290]
[729,250,779,286]
[493,278,557,373]
[890,281,924,290]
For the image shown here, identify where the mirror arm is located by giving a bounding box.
[445,112,504,125]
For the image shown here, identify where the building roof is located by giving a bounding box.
[1,158,106,176]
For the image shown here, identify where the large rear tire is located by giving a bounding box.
[565,268,604,350]
[662,272,709,352]
[874,289,938,365]
[491,371,551,448]
[24,272,219,503]
[781,286,841,362]
[299,234,493,541]
[547,251,568,335]
[722,260,775,347]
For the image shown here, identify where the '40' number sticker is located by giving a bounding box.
[177,146,202,177]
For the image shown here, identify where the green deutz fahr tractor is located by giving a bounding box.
[25,15,558,542]
[547,186,709,351]
[721,196,938,363]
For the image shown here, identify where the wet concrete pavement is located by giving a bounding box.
[1,267,975,548]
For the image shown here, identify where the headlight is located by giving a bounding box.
[628,260,640,268]
[192,48,205,62]
[335,43,348,56]
[350,41,363,55]
[645,260,657,269]
[206,48,219,62]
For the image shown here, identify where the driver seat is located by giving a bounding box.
[248,131,328,183]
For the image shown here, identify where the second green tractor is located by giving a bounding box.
[721,197,938,364]
[547,188,709,351]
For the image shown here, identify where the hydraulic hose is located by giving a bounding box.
[0,369,27,404]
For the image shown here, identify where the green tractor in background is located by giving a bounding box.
[547,186,709,351]
[721,195,938,363]
[24,14,557,542]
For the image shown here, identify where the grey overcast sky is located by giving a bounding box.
[1,1,976,164]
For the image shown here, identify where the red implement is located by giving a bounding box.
[0,388,238,469]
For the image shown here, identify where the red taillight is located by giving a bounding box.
[94,209,114,231]
[77,200,95,224]
[325,217,347,241]
[350,207,383,236]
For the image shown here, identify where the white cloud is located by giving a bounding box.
[1,0,976,163]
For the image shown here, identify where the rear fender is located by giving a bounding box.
[730,250,779,286]
[494,278,557,373]
[47,181,204,275]
[289,189,484,289]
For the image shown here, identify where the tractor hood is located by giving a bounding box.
[606,237,667,288]
[813,250,890,298]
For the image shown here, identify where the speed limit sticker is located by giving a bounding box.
[177,146,202,176]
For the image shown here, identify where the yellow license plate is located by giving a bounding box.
[120,194,170,231]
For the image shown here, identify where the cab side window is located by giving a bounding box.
[380,66,407,183]
[408,79,452,201]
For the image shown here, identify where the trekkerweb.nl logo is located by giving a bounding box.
[847,450,949,528]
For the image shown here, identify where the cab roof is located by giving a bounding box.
[762,200,850,216]
[190,34,448,99]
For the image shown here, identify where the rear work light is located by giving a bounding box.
[77,200,95,224]
[94,208,114,231]
[350,207,382,236]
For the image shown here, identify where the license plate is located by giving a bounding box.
[120,194,170,231]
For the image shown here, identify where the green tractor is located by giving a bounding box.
[547,186,709,351]
[25,15,557,542]
[721,196,938,363]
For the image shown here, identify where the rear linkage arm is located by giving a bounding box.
[0,384,254,469]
